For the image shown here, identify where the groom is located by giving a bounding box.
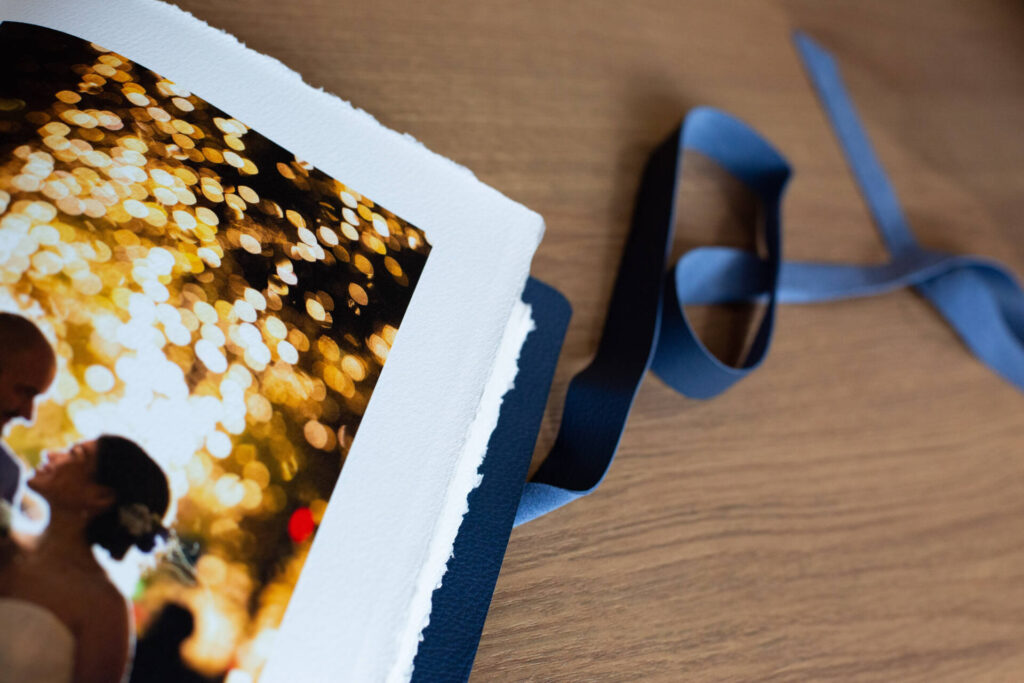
[0,313,56,504]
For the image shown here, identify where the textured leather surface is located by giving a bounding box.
[412,278,571,683]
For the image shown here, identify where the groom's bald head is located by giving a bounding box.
[0,313,56,433]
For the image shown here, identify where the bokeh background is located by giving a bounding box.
[0,22,430,682]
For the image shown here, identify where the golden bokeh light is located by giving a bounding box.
[0,22,431,683]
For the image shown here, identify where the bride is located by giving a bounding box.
[0,435,170,683]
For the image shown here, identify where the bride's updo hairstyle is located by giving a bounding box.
[85,435,170,560]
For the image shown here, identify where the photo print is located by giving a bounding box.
[0,21,431,683]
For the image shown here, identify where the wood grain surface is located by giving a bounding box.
[169,1,1024,679]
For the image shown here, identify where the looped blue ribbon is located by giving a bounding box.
[514,32,1024,526]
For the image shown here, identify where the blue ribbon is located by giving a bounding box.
[515,32,1024,526]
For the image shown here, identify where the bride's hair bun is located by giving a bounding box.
[85,435,170,560]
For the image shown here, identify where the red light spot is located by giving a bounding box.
[288,507,316,544]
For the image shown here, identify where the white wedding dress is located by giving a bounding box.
[0,597,74,683]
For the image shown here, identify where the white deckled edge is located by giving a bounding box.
[390,301,535,682]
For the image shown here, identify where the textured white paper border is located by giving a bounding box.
[395,300,534,682]
[0,1,543,680]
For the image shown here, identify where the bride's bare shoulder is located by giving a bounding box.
[76,569,127,617]
[43,560,128,633]
[92,583,129,633]
[73,574,130,683]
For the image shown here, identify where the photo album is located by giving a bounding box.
[0,0,545,681]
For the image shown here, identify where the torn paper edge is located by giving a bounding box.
[390,299,536,682]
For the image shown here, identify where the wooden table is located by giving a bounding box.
[173,1,1024,679]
